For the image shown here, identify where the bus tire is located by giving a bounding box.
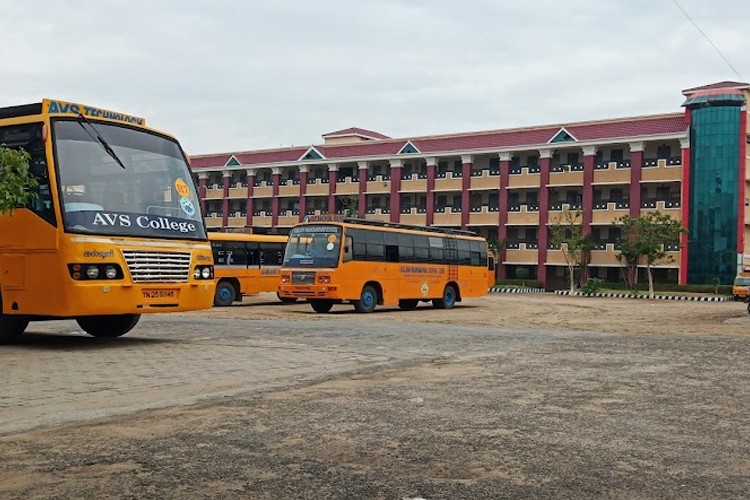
[214,281,236,306]
[76,314,141,338]
[433,284,457,310]
[354,285,378,313]
[398,299,419,311]
[276,292,298,304]
[0,315,29,344]
[310,300,333,313]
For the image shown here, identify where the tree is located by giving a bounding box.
[614,211,688,299]
[342,195,361,218]
[548,207,592,293]
[0,146,38,213]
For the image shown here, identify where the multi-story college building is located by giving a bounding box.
[189,81,749,289]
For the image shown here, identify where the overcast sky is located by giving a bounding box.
[1,1,748,155]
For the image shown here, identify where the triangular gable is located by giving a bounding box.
[548,127,578,144]
[224,155,241,167]
[398,141,420,155]
[299,146,325,161]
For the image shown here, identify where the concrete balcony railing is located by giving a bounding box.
[640,159,682,183]
[364,208,390,223]
[400,209,427,226]
[226,213,247,227]
[204,213,223,228]
[432,208,461,226]
[253,184,273,198]
[228,186,248,198]
[252,211,272,227]
[591,202,630,225]
[469,170,499,190]
[336,177,360,195]
[548,167,584,187]
[278,211,300,227]
[639,200,682,222]
[434,172,463,191]
[366,175,391,194]
[400,174,427,193]
[503,242,539,265]
[204,187,224,199]
[506,205,540,226]
[469,205,500,225]
[279,181,301,197]
[305,179,330,196]
[506,169,541,188]
[593,162,631,185]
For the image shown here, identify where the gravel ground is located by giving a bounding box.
[1,293,749,498]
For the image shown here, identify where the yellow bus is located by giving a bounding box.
[209,232,297,306]
[278,217,493,313]
[0,99,214,343]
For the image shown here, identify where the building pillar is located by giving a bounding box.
[221,171,230,228]
[497,152,511,280]
[271,167,281,228]
[629,142,644,218]
[198,173,207,215]
[389,160,402,223]
[581,146,596,235]
[298,166,308,222]
[537,149,552,289]
[327,164,338,214]
[426,157,437,226]
[358,161,368,217]
[738,109,747,267]
[679,136,691,285]
[245,170,255,227]
[461,155,473,229]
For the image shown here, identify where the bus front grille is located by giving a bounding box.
[122,250,191,283]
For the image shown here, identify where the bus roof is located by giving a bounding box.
[208,232,288,243]
[0,99,148,128]
[294,218,485,240]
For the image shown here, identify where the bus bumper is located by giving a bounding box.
[277,284,343,301]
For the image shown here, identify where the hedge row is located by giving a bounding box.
[495,279,544,288]
[593,282,733,294]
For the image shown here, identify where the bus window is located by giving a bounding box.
[247,243,261,268]
[260,242,284,266]
[343,236,353,262]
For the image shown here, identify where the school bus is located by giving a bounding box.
[209,232,296,306]
[278,217,493,313]
[0,99,215,343]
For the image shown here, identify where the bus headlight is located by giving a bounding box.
[193,268,201,280]
[201,267,211,279]
[86,266,100,279]
[193,265,214,280]
[105,266,118,279]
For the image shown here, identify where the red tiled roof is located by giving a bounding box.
[322,127,391,140]
[682,81,749,95]
[189,113,688,169]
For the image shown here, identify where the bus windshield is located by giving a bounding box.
[53,119,206,240]
[283,225,342,268]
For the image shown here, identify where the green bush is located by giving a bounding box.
[514,267,530,280]
[600,282,732,295]
[580,277,605,294]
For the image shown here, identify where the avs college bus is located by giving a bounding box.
[278,217,493,313]
[0,99,214,343]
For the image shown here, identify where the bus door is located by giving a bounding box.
[258,242,284,292]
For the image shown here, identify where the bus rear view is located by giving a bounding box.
[0,99,215,343]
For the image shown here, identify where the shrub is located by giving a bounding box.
[580,277,605,294]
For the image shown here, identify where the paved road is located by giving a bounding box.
[1,308,749,497]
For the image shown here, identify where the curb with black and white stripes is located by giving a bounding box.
[554,290,732,302]
[489,287,546,294]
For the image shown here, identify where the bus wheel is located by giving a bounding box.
[214,281,236,307]
[0,315,29,344]
[433,284,457,310]
[354,285,378,313]
[276,292,298,304]
[310,300,333,313]
[398,299,419,311]
[76,314,141,338]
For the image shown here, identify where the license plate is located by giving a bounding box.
[142,289,178,301]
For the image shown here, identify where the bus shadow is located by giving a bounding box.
[4,332,174,351]
[311,304,481,316]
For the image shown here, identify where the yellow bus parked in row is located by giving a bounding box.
[209,232,296,306]
[278,217,493,313]
[0,99,214,343]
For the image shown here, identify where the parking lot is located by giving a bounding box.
[1,294,749,498]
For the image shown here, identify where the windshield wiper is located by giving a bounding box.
[76,113,127,170]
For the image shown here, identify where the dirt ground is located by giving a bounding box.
[2,292,749,498]
[196,291,750,337]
